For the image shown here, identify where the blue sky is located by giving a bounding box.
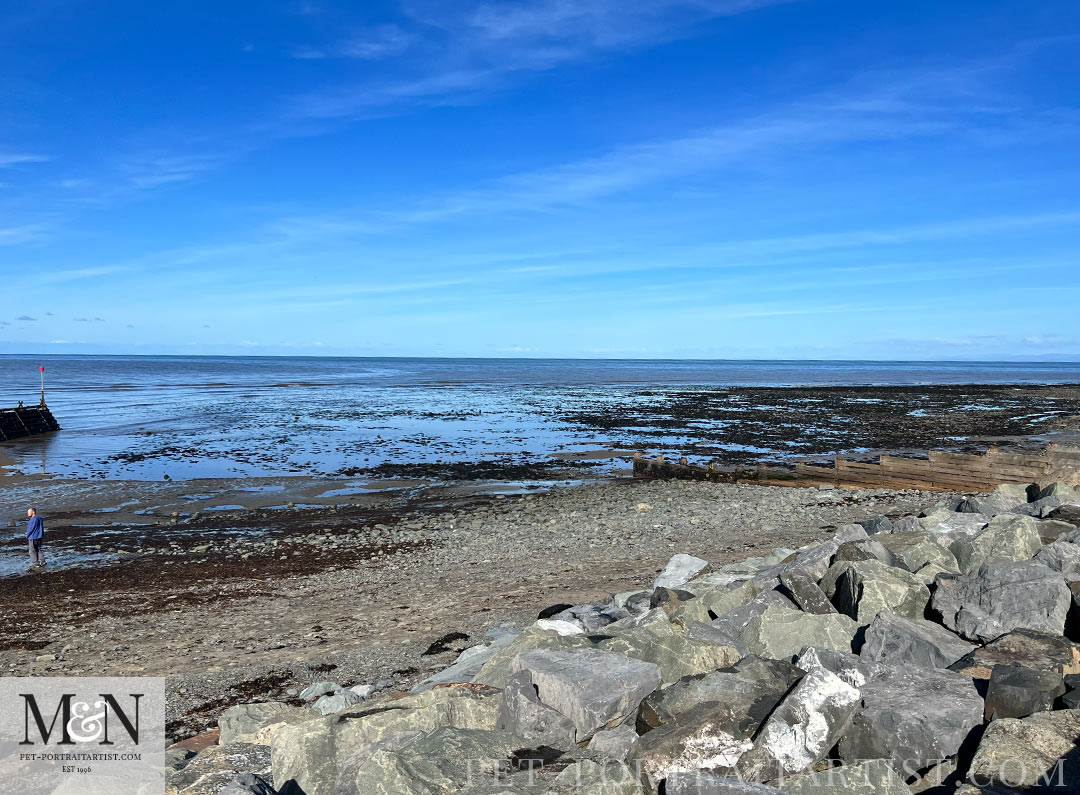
[1,0,1078,359]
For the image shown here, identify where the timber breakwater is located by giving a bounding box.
[159,479,1080,794]
[0,403,60,441]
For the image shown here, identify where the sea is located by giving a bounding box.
[1,355,1079,481]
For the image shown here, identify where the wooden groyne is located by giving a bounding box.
[0,404,61,441]
[633,443,1080,492]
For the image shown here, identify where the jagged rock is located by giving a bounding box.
[510,648,661,741]
[352,727,528,795]
[778,759,910,794]
[967,708,1080,789]
[778,569,835,614]
[412,634,521,693]
[472,626,594,688]
[299,682,340,701]
[860,610,975,669]
[314,690,366,716]
[168,743,271,795]
[1036,518,1078,544]
[832,560,929,622]
[948,629,1080,679]
[637,705,754,784]
[749,667,859,777]
[217,773,278,795]
[908,757,961,793]
[994,483,1036,502]
[787,539,845,581]
[534,619,585,635]
[892,515,923,532]
[588,724,640,763]
[600,614,741,685]
[875,531,959,574]
[817,560,852,600]
[859,515,894,535]
[271,685,500,795]
[218,703,312,745]
[949,514,1042,573]
[496,669,577,748]
[1013,496,1065,518]
[637,656,803,735]
[686,621,747,656]
[984,664,1066,721]
[550,604,626,633]
[913,561,953,585]
[1034,540,1080,577]
[834,523,871,543]
[740,606,860,661]
[546,760,648,794]
[832,539,902,568]
[931,560,1071,642]
[958,491,1025,516]
[653,587,698,613]
[836,664,983,776]
[920,512,990,544]
[698,590,797,640]
[795,645,885,688]
[654,554,710,589]
[665,772,782,794]
[670,581,774,629]
[1037,481,1079,501]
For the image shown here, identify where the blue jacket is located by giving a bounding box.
[26,515,43,540]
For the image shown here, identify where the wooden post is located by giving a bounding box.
[39,365,45,406]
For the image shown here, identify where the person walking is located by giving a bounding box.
[26,507,45,570]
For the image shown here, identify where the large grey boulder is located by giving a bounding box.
[352,726,528,795]
[217,773,278,795]
[948,629,1080,680]
[983,664,1066,721]
[314,690,367,716]
[217,702,313,745]
[860,610,975,669]
[670,581,783,630]
[637,705,754,784]
[699,590,797,641]
[859,515,894,535]
[950,514,1042,573]
[1034,540,1080,577]
[665,773,782,794]
[510,648,661,741]
[795,645,885,688]
[778,569,835,615]
[545,760,648,795]
[1037,481,1080,501]
[637,656,804,736]
[958,491,1025,516]
[599,615,741,685]
[495,669,577,748]
[831,560,930,623]
[740,606,860,661]
[550,603,626,633]
[1013,496,1066,518]
[967,708,1080,789]
[778,759,910,794]
[167,743,271,795]
[931,560,1071,643]
[588,724,640,763]
[836,664,983,776]
[875,531,959,574]
[472,626,595,688]
[271,685,500,795]
[654,554,710,589]
[410,632,520,693]
[1036,518,1079,544]
[832,539,902,568]
[920,512,989,543]
[748,667,859,777]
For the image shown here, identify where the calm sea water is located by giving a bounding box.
[1,355,1078,481]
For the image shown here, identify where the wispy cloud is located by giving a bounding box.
[0,224,48,246]
[0,153,49,168]
[287,0,798,119]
